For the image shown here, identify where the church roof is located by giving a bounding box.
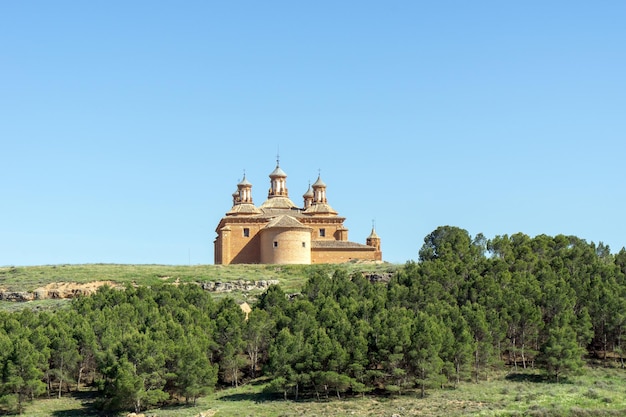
[312,175,326,187]
[269,165,287,178]
[264,215,312,230]
[227,204,262,215]
[311,240,374,250]
[238,175,252,186]
[303,184,314,198]
[259,196,298,209]
[368,228,379,239]
[303,203,338,215]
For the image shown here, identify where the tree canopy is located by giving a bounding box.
[1,226,625,413]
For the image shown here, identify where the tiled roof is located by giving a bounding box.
[238,175,252,186]
[227,204,262,215]
[312,175,326,187]
[311,240,373,249]
[259,196,298,209]
[270,165,287,177]
[303,203,338,215]
[264,215,312,230]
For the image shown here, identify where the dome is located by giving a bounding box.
[227,204,262,215]
[270,165,287,178]
[259,196,298,209]
[312,175,326,187]
[238,175,252,187]
[303,185,314,198]
[303,202,338,215]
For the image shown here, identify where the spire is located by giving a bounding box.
[368,226,379,239]
[260,158,298,209]
[303,181,314,209]
[268,158,288,198]
[312,173,327,203]
[227,171,261,215]
[237,171,252,187]
[366,219,381,252]
[303,170,337,215]
[233,171,253,205]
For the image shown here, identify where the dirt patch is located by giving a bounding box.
[33,281,119,300]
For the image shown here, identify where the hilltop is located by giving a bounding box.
[0,262,399,311]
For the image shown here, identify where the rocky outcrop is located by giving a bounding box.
[200,279,280,292]
[0,279,281,303]
[363,272,394,283]
[0,291,35,302]
[0,281,117,302]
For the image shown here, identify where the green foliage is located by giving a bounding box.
[1,227,626,415]
[538,312,586,382]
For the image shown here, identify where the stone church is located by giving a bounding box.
[214,161,382,265]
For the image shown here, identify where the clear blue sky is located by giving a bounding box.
[2,2,625,266]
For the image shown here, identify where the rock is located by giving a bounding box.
[0,281,117,303]
[0,291,34,301]
[201,279,279,293]
[363,272,394,283]
[33,289,48,300]
[0,277,282,304]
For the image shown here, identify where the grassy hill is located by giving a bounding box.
[0,262,400,311]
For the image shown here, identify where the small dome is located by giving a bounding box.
[303,203,338,215]
[238,174,252,187]
[226,204,262,215]
[259,196,298,209]
[270,165,287,178]
[312,175,326,187]
[303,184,314,198]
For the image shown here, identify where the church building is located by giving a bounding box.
[214,161,382,265]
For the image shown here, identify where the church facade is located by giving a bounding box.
[214,162,382,265]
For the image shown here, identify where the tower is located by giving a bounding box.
[233,173,253,205]
[303,182,314,209]
[312,174,327,204]
[260,158,297,210]
[366,222,382,261]
[268,157,288,198]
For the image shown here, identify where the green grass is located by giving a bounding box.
[0,298,70,313]
[0,262,400,311]
[18,367,626,417]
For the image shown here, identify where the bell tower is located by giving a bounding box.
[366,221,382,261]
[268,155,289,198]
[312,174,327,204]
[303,182,314,209]
[233,172,253,205]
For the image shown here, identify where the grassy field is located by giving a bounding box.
[0,262,399,311]
[20,366,626,417]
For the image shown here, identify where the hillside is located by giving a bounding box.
[2,228,626,415]
[0,262,399,310]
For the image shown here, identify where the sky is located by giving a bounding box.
[1,1,625,266]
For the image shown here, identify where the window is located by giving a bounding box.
[302,242,306,248]
[319,228,326,237]
[273,241,278,248]
[243,228,250,237]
